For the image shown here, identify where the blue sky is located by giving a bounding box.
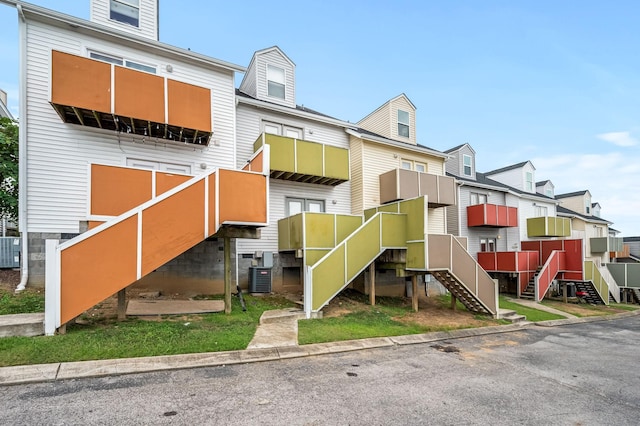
[0,0,638,235]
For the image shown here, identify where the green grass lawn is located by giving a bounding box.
[499,296,565,321]
[0,294,294,367]
[0,288,45,315]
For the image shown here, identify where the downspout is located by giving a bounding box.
[15,4,28,292]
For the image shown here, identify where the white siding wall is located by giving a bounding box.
[446,145,475,179]
[254,49,295,109]
[518,197,556,241]
[25,20,236,233]
[90,0,158,40]
[234,103,351,253]
[349,136,364,214]
[238,58,257,99]
[487,163,535,194]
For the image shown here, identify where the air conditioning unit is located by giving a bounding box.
[248,267,272,293]
[0,237,20,268]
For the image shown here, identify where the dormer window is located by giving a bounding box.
[525,172,533,191]
[397,110,410,138]
[267,65,285,99]
[463,154,472,176]
[110,0,140,27]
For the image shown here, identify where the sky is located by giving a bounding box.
[0,0,638,235]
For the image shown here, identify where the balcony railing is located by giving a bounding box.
[467,204,518,227]
[253,133,349,186]
[477,251,539,273]
[50,50,212,146]
[591,236,623,253]
[379,168,456,207]
[526,216,571,237]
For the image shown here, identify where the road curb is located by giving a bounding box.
[0,309,637,386]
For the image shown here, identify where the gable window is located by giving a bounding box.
[110,0,140,27]
[480,238,496,252]
[286,197,325,216]
[397,110,410,138]
[463,154,472,176]
[89,51,156,74]
[585,199,591,214]
[545,188,553,197]
[470,192,487,205]
[267,65,286,99]
[525,172,533,191]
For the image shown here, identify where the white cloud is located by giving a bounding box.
[596,131,638,147]
[531,151,640,236]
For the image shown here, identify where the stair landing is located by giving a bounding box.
[0,313,45,337]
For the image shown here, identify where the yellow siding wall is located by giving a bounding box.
[389,96,416,145]
[349,136,364,214]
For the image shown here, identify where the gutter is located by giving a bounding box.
[15,3,27,291]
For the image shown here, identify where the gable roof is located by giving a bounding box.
[444,143,475,154]
[347,127,449,159]
[484,160,534,175]
[357,93,416,124]
[450,170,558,203]
[0,0,244,73]
[536,180,551,186]
[253,46,295,66]
[555,190,590,199]
[557,205,611,224]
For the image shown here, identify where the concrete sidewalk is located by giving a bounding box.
[505,298,578,318]
[2,309,639,386]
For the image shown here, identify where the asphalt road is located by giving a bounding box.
[2,316,639,425]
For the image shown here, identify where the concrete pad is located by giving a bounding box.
[0,363,59,385]
[505,298,578,318]
[0,313,44,337]
[126,300,224,316]
[248,319,298,349]
[259,308,306,324]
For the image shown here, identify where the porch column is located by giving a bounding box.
[224,237,231,314]
[412,275,419,312]
[369,263,376,306]
[117,288,127,321]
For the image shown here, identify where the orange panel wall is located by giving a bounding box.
[51,50,111,113]
[60,215,138,324]
[207,173,217,236]
[114,66,165,123]
[141,181,205,276]
[88,220,105,230]
[167,79,211,131]
[156,172,191,196]
[218,170,267,224]
[91,165,153,216]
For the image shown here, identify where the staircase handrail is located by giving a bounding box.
[584,260,610,305]
[598,263,620,303]
[534,250,564,302]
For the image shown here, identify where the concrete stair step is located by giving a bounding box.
[498,309,527,323]
[0,313,45,337]
[259,308,310,324]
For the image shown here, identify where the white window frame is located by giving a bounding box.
[126,158,192,175]
[470,192,488,205]
[397,109,410,138]
[480,238,496,252]
[110,0,140,28]
[89,50,156,74]
[286,197,325,216]
[262,121,303,139]
[525,171,533,192]
[535,205,548,217]
[463,154,472,177]
[415,162,426,173]
[267,65,286,100]
[401,159,412,170]
[545,188,553,197]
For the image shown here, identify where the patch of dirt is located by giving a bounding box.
[0,269,20,291]
[544,300,634,317]
[322,290,498,329]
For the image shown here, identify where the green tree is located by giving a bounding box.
[0,117,19,223]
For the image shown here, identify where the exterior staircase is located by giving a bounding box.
[573,281,605,305]
[44,147,269,335]
[430,271,492,315]
[520,267,542,300]
[632,289,640,304]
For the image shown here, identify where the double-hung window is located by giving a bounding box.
[525,172,533,192]
[463,154,472,176]
[470,192,487,205]
[262,121,302,139]
[267,65,286,99]
[89,51,156,74]
[535,205,548,217]
[286,198,325,216]
[110,0,140,27]
[480,238,496,252]
[397,110,410,138]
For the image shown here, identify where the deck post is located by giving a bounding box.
[412,275,419,312]
[117,288,127,321]
[224,237,231,314]
[562,283,567,303]
[451,293,457,311]
[369,262,376,306]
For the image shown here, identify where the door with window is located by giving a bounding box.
[480,238,496,252]
[126,158,192,174]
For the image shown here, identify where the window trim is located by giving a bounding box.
[462,154,472,177]
[470,192,488,206]
[286,197,325,216]
[525,171,533,192]
[480,237,496,252]
[397,109,410,138]
[262,121,303,139]
[109,0,140,28]
[535,205,548,217]
[88,50,157,74]
[267,64,286,100]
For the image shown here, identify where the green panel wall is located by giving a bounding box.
[590,237,608,253]
[296,140,323,176]
[278,218,291,251]
[346,216,381,280]
[312,245,346,310]
[305,213,335,248]
[336,215,363,243]
[265,134,295,173]
[406,241,426,270]
[306,249,330,266]
[381,214,406,247]
[324,145,350,180]
[289,214,304,249]
[400,197,426,241]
